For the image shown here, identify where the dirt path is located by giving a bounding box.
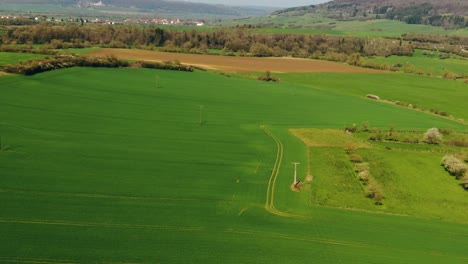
[86,48,383,73]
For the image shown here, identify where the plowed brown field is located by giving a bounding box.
[86,48,382,73]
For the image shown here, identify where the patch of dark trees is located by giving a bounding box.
[0,55,193,75]
[384,4,467,30]
[0,18,39,26]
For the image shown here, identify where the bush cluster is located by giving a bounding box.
[441,155,467,179]
[257,71,280,82]
[445,138,468,147]
[139,61,193,72]
[423,128,443,144]
[347,145,383,204]
[1,55,128,75]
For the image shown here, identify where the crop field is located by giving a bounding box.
[0,52,47,66]
[0,67,467,263]
[86,48,382,73]
[279,72,468,122]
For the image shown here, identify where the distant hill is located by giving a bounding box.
[273,0,468,29]
[0,0,273,17]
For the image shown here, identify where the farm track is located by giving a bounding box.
[262,126,312,220]
[86,49,383,73]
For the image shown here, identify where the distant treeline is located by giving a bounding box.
[0,55,193,75]
[0,18,38,26]
[0,24,415,57]
[383,4,467,30]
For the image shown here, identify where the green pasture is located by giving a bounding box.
[0,68,467,263]
[218,15,468,37]
[366,49,468,77]
[0,52,47,66]
[279,72,468,121]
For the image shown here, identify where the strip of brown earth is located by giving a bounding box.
[86,48,383,73]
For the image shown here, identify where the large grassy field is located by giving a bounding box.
[218,14,468,37]
[0,68,467,263]
[279,72,468,122]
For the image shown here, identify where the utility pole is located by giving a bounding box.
[292,162,300,184]
[199,105,204,126]
[155,74,160,89]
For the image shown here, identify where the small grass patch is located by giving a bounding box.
[0,52,48,66]
[290,128,370,148]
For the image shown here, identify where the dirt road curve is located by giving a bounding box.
[86,48,382,73]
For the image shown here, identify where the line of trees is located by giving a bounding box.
[0,55,193,75]
[0,24,415,57]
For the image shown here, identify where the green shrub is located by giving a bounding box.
[358,170,370,182]
[354,162,370,173]
[445,138,468,147]
[344,143,357,154]
[460,175,468,190]
[365,179,384,204]
[350,153,363,163]
[257,70,280,82]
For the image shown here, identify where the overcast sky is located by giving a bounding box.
[177,0,330,8]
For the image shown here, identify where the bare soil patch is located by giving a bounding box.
[86,49,382,73]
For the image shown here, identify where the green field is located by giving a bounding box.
[0,52,48,66]
[279,72,468,121]
[0,68,467,263]
[218,15,468,37]
[366,49,468,77]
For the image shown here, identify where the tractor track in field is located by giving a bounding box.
[262,126,312,220]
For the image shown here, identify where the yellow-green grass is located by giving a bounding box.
[0,68,467,263]
[290,128,370,148]
[280,72,468,122]
[0,52,48,66]
[287,128,468,222]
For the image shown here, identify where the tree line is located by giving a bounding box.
[1,24,415,57]
[0,54,193,75]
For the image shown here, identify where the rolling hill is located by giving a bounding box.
[0,0,273,17]
[273,0,468,29]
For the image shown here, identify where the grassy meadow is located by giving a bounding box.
[218,15,468,37]
[0,67,467,263]
[0,52,48,66]
[366,49,468,77]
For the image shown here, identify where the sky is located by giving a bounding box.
[178,0,330,8]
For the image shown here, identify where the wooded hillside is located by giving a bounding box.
[273,0,468,29]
